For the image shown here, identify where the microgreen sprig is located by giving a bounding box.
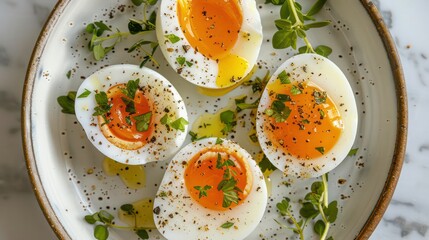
[268,0,332,57]
[85,0,159,67]
[276,174,338,240]
[84,205,149,240]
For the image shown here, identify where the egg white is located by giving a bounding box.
[153,138,267,240]
[156,0,263,88]
[256,54,358,178]
[74,64,188,165]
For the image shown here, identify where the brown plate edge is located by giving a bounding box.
[355,0,408,239]
[21,0,72,239]
[21,1,408,240]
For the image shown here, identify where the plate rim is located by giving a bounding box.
[21,0,408,239]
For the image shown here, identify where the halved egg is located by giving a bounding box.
[256,54,358,178]
[156,0,263,89]
[153,138,267,240]
[74,64,188,165]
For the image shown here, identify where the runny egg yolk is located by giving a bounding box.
[177,0,242,59]
[177,0,248,88]
[99,84,154,150]
[265,80,343,159]
[184,147,252,211]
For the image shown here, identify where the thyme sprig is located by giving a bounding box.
[268,0,332,57]
[276,174,337,240]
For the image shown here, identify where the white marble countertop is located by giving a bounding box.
[0,0,427,239]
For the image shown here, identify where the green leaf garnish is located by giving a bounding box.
[258,154,277,173]
[348,148,359,156]
[315,146,325,154]
[78,89,91,98]
[313,90,327,104]
[269,0,331,55]
[220,110,236,134]
[134,112,152,132]
[161,114,189,132]
[94,225,109,240]
[220,221,234,229]
[57,91,77,114]
[291,85,302,95]
[135,229,149,239]
[66,70,72,79]
[176,56,186,66]
[278,70,291,84]
[165,33,181,43]
[216,138,224,144]
[93,91,112,124]
[194,185,212,199]
[276,174,337,239]
[265,100,291,123]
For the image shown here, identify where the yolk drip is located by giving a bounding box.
[184,147,251,211]
[99,84,153,149]
[266,80,343,159]
[177,0,243,59]
[216,54,248,87]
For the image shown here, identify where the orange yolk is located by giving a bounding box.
[266,81,343,159]
[99,84,153,148]
[184,147,250,211]
[177,0,243,59]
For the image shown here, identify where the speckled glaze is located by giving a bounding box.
[19,0,407,240]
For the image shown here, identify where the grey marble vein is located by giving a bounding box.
[0,91,20,112]
[0,46,10,66]
[385,216,428,237]
[33,3,50,26]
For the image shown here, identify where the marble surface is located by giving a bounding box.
[0,0,427,239]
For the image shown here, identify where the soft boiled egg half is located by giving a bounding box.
[256,54,358,178]
[156,0,263,89]
[153,138,267,240]
[74,64,188,165]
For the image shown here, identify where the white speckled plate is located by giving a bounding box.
[23,0,407,239]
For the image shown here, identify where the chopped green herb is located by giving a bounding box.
[189,131,207,142]
[265,100,291,123]
[313,90,327,104]
[176,56,186,66]
[220,221,234,229]
[93,91,112,124]
[161,114,188,132]
[216,138,224,145]
[66,70,72,79]
[220,110,236,134]
[291,85,302,95]
[78,89,91,98]
[235,96,260,112]
[243,71,270,93]
[249,133,258,143]
[319,109,325,119]
[278,70,290,84]
[133,112,152,132]
[315,146,325,154]
[276,93,291,102]
[193,185,212,199]
[258,154,277,173]
[170,117,188,132]
[165,33,180,43]
[348,148,359,156]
